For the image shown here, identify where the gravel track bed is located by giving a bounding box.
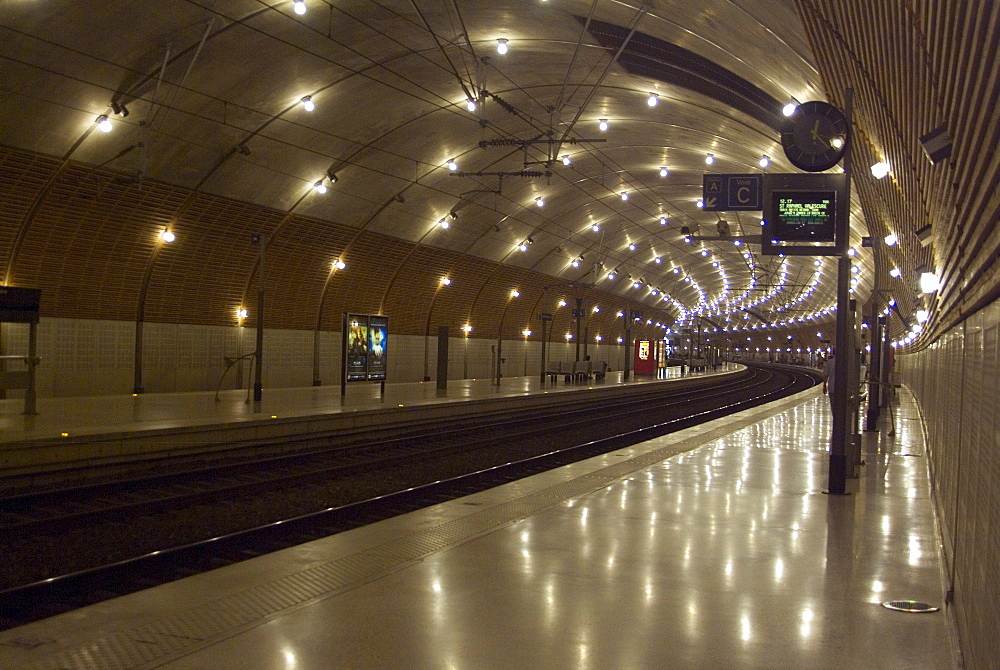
[7,369,806,590]
[5,428,582,588]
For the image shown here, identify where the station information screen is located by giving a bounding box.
[769,190,837,242]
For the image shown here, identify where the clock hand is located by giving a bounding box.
[810,120,820,141]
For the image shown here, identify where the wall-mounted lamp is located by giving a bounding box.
[871,161,891,179]
[920,272,940,293]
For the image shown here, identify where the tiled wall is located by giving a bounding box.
[0,318,626,396]
[897,297,1000,668]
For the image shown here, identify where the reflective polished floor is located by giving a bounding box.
[0,387,959,669]
[0,367,698,445]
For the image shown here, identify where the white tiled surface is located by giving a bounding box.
[0,388,958,669]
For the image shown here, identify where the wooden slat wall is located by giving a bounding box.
[797,0,999,341]
[798,2,1000,667]
[0,144,680,339]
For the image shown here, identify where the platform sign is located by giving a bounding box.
[0,287,41,323]
[702,174,763,211]
[538,312,553,322]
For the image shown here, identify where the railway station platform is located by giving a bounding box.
[0,365,730,492]
[0,384,959,669]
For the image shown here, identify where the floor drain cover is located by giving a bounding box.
[882,600,939,613]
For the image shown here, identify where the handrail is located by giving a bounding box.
[215,352,257,402]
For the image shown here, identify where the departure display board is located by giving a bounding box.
[769,190,836,242]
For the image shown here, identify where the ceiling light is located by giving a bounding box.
[535,197,544,207]
[920,272,940,293]
[447,159,458,171]
[496,38,508,54]
[916,309,929,323]
[561,155,571,166]
[314,180,327,194]
[759,155,770,168]
[572,259,580,268]
[848,247,857,256]
[523,329,532,337]
[293,0,306,14]
[301,96,314,111]
[438,219,449,229]
[647,92,659,107]
[599,119,608,131]
[591,224,600,232]
[519,242,528,252]
[659,216,668,225]
[782,102,798,116]
[697,199,704,208]
[628,243,636,251]
[466,98,477,112]
[659,167,669,177]
[96,115,112,132]
[607,272,616,280]
[510,289,520,298]
[160,230,175,243]
[871,161,891,179]
[620,191,629,201]
[654,256,662,264]
[559,300,567,307]
[440,277,451,285]
[889,267,901,277]
[705,153,715,165]
[333,260,346,270]
[238,308,249,319]
[884,232,898,246]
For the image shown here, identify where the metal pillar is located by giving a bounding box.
[828,88,854,495]
[436,326,449,391]
[539,317,548,384]
[574,297,582,361]
[253,234,265,404]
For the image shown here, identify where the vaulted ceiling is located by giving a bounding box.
[1,1,996,350]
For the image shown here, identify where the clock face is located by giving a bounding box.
[780,101,849,172]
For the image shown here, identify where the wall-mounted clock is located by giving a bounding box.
[780,101,849,172]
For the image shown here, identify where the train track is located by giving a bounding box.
[0,364,819,630]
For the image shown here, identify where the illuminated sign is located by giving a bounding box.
[769,190,836,242]
[638,341,650,360]
[344,313,390,382]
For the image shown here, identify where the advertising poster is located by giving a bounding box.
[346,314,369,381]
[367,316,388,381]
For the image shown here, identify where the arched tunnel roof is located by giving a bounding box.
[0,1,996,351]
